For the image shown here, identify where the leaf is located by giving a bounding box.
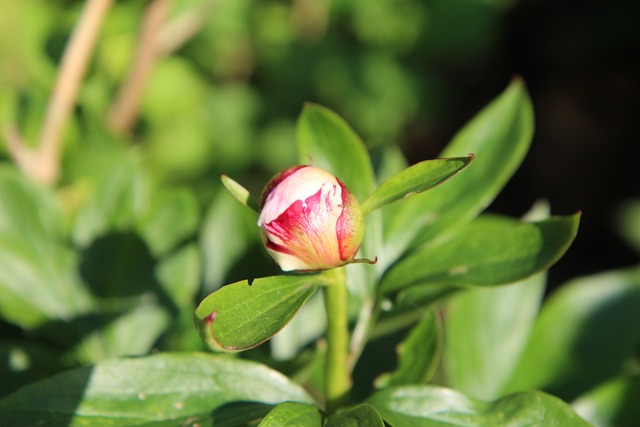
[136,187,200,256]
[572,375,640,427]
[360,155,474,215]
[382,79,534,263]
[0,166,93,329]
[296,103,376,201]
[444,273,546,400]
[220,173,260,212]
[375,309,442,388]
[367,386,591,426]
[296,103,382,303]
[327,404,385,427]
[194,275,322,351]
[381,213,580,295]
[0,352,315,427]
[258,401,322,427]
[504,266,640,401]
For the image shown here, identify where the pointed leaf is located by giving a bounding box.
[195,275,321,351]
[381,213,580,295]
[0,352,314,427]
[327,404,385,427]
[382,80,534,262]
[444,274,546,400]
[296,103,376,201]
[258,402,322,427]
[367,386,591,426]
[220,174,260,212]
[361,155,474,215]
[505,266,640,400]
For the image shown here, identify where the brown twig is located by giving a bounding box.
[107,0,172,136]
[2,0,113,185]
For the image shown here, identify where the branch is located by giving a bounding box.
[107,0,171,135]
[3,0,113,185]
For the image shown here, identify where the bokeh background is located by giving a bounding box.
[0,0,638,287]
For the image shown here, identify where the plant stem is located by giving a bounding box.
[322,267,350,413]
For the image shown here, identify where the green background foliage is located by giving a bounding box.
[0,0,638,426]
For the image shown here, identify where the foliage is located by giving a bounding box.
[0,1,638,426]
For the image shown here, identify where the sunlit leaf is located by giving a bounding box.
[0,353,315,426]
[258,401,322,427]
[194,275,322,351]
[327,403,385,427]
[573,375,640,427]
[367,386,591,426]
[220,173,260,212]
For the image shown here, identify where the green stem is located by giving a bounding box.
[322,267,350,413]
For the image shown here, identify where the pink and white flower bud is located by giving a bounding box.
[257,166,364,271]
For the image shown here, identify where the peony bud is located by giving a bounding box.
[257,165,365,271]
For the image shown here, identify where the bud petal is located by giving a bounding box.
[257,166,365,271]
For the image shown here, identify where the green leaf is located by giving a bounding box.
[361,155,474,215]
[220,173,260,212]
[504,266,640,401]
[382,80,534,262]
[296,103,381,301]
[367,386,591,426]
[194,275,321,351]
[0,352,314,427]
[296,103,376,201]
[136,187,199,256]
[572,375,640,427]
[375,309,441,388]
[327,404,385,427]
[444,274,546,400]
[0,166,93,329]
[258,401,322,427]
[381,213,580,295]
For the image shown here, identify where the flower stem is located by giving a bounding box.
[322,267,350,413]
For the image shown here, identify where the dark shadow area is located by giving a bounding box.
[209,401,275,426]
[0,364,93,427]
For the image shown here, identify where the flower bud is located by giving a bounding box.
[257,165,364,271]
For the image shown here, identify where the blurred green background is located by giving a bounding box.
[0,0,638,393]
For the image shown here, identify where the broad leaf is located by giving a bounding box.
[360,155,474,215]
[375,309,441,388]
[327,404,385,427]
[195,275,321,351]
[0,352,314,427]
[444,274,546,400]
[367,386,591,426]
[504,266,640,401]
[382,80,534,263]
[0,166,93,329]
[572,375,640,427]
[381,213,580,294]
[258,401,322,426]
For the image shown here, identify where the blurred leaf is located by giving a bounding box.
[573,375,640,427]
[444,273,546,400]
[0,342,65,399]
[327,403,385,427]
[220,174,260,212]
[0,352,315,427]
[200,189,260,295]
[136,187,199,256]
[195,275,322,351]
[381,213,580,294]
[367,386,591,426]
[156,244,200,310]
[616,199,640,254]
[375,309,441,388]
[258,401,322,427]
[361,155,474,215]
[382,80,534,263]
[0,166,93,329]
[504,266,640,401]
